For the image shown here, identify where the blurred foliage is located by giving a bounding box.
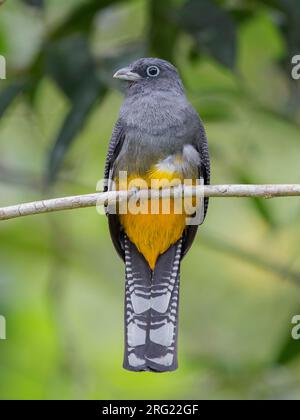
[180,0,237,69]
[0,0,300,182]
[21,0,44,8]
[0,0,300,400]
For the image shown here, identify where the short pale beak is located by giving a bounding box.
[113,67,142,82]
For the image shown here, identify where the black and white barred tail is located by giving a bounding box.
[123,236,182,372]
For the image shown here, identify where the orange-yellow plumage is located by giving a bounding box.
[117,169,187,270]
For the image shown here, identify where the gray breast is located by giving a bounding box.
[114,91,200,175]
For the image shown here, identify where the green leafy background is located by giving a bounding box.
[0,0,300,400]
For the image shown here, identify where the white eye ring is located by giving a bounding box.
[146,65,160,77]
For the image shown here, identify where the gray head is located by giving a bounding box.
[113,58,184,97]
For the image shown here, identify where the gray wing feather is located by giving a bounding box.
[182,120,210,257]
[104,119,125,190]
[104,119,126,260]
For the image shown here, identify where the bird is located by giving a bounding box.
[104,58,210,372]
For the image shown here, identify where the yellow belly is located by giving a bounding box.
[120,208,186,270]
[117,170,186,270]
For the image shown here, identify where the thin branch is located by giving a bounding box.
[0,184,300,221]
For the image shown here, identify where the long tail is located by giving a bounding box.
[123,236,182,372]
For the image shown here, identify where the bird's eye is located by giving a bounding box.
[146,65,160,77]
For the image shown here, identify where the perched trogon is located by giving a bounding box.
[104,58,210,372]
